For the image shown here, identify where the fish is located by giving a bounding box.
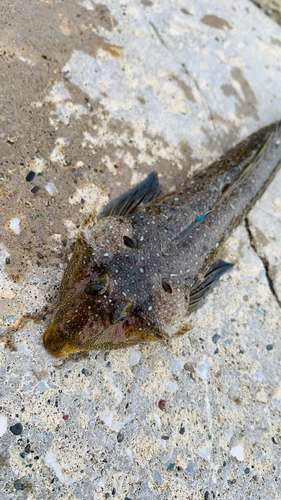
[43,121,281,357]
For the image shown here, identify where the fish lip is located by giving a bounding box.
[43,322,76,358]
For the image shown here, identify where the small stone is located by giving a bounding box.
[20,452,25,458]
[5,258,10,264]
[212,333,220,344]
[204,493,209,500]
[117,432,124,443]
[184,362,195,373]
[0,416,7,437]
[196,447,211,461]
[62,415,69,421]
[266,344,273,351]
[45,182,56,196]
[82,368,91,376]
[169,359,183,371]
[25,443,31,453]
[179,425,185,435]
[272,437,279,444]
[128,348,141,367]
[230,445,244,461]
[14,479,25,490]
[197,359,211,379]
[9,218,20,234]
[161,435,169,440]
[152,469,163,484]
[62,240,67,247]
[227,479,236,484]
[244,467,250,474]
[158,399,166,411]
[31,185,40,194]
[26,171,35,182]
[184,460,197,478]
[105,494,110,499]
[167,462,176,471]
[10,423,23,436]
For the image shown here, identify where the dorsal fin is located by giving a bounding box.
[98,172,160,220]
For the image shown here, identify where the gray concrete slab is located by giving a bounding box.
[0,0,281,499]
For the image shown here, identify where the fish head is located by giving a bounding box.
[43,216,167,357]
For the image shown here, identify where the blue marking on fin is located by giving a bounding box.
[195,210,212,223]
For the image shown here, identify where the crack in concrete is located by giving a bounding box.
[148,21,224,155]
[245,217,281,307]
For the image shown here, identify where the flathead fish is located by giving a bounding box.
[44,121,281,357]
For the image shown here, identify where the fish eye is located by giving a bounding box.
[84,273,109,296]
[123,235,136,248]
[162,280,172,294]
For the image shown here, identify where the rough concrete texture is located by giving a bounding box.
[0,0,281,499]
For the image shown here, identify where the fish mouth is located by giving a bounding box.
[43,322,77,358]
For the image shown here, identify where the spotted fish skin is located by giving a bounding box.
[44,121,281,357]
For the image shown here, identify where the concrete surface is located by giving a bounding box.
[0,0,281,499]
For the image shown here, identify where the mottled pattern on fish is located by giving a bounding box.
[44,121,281,357]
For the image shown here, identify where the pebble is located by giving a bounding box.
[31,185,40,194]
[0,416,7,437]
[154,414,161,430]
[197,359,211,379]
[88,418,96,428]
[117,432,124,443]
[184,460,197,478]
[224,430,233,443]
[82,368,91,377]
[163,445,174,463]
[212,333,220,344]
[14,479,25,490]
[165,381,178,393]
[128,348,141,367]
[126,448,133,463]
[184,362,195,373]
[15,343,33,357]
[26,171,35,182]
[9,218,20,234]
[196,447,211,461]
[82,387,90,398]
[223,338,233,348]
[266,344,273,351]
[33,380,50,394]
[10,422,23,435]
[230,445,244,461]
[169,359,183,371]
[5,257,10,264]
[152,469,163,485]
[252,367,264,382]
[167,463,176,471]
[45,182,56,196]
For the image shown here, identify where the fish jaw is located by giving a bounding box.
[43,321,78,357]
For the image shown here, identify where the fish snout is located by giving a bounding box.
[43,321,76,358]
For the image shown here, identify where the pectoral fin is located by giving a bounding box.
[188,259,233,312]
[98,172,160,219]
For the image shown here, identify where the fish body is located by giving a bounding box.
[44,121,281,357]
